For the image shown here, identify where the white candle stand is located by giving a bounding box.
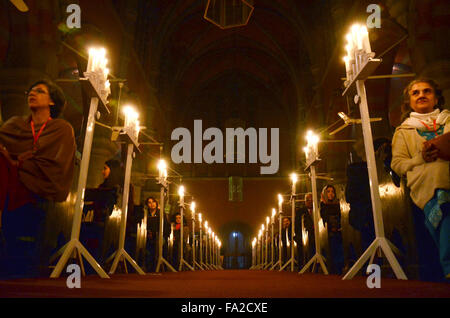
[193,224,204,270]
[177,192,194,271]
[340,57,407,280]
[190,205,203,270]
[107,127,145,275]
[280,176,298,271]
[263,217,273,269]
[50,77,111,278]
[270,196,284,270]
[205,230,215,270]
[204,230,210,269]
[269,212,275,269]
[299,159,329,275]
[198,217,207,270]
[155,168,177,273]
[210,234,218,270]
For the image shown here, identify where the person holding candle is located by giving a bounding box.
[0,79,76,278]
[320,185,344,275]
[391,78,450,280]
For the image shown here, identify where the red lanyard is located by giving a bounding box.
[420,119,439,137]
[31,117,51,150]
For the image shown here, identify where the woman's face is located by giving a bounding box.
[326,187,335,201]
[102,165,111,180]
[409,82,438,114]
[175,215,181,224]
[28,84,54,110]
[147,199,157,210]
[282,217,290,228]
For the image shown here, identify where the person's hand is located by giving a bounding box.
[422,143,439,162]
[18,150,34,162]
[0,144,18,167]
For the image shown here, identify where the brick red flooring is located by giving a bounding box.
[0,270,449,298]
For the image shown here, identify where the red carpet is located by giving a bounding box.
[0,270,449,298]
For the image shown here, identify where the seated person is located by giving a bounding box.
[391,78,449,280]
[320,185,344,275]
[0,79,76,278]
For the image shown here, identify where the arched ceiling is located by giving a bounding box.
[135,0,321,177]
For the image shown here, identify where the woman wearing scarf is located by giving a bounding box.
[0,79,76,278]
[391,78,450,280]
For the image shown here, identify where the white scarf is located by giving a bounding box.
[403,109,450,131]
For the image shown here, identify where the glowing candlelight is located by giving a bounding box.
[360,25,371,53]
[266,216,270,225]
[178,185,185,206]
[157,159,166,180]
[343,56,350,80]
[271,208,276,223]
[278,194,283,213]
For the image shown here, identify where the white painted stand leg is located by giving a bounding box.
[343,79,406,280]
[109,144,145,275]
[155,186,177,273]
[299,165,328,275]
[178,206,194,271]
[50,97,109,278]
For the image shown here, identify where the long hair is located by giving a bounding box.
[28,80,66,118]
[321,184,338,204]
[100,159,123,189]
[145,196,159,210]
[400,78,445,122]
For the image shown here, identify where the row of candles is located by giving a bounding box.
[186,193,222,268]
[86,47,111,101]
[252,130,326,268]
[342,23,374,86]
[156,160,222,268]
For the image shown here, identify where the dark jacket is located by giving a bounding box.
[320,202,341,233]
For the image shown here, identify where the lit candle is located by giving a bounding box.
[271,208,276,223]
[360,26,371,54]
[343,56,350,82]
[278,194,283,213]
[87,48,94,72]
[179,185,185,207]
[157,159,166,180]
[356,26,364,50]
[290,173,297,195]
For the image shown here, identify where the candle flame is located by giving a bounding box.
[157,159,166,172]
[290,173,298,184]
[178,185,185,197]
[278,194,283,204]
